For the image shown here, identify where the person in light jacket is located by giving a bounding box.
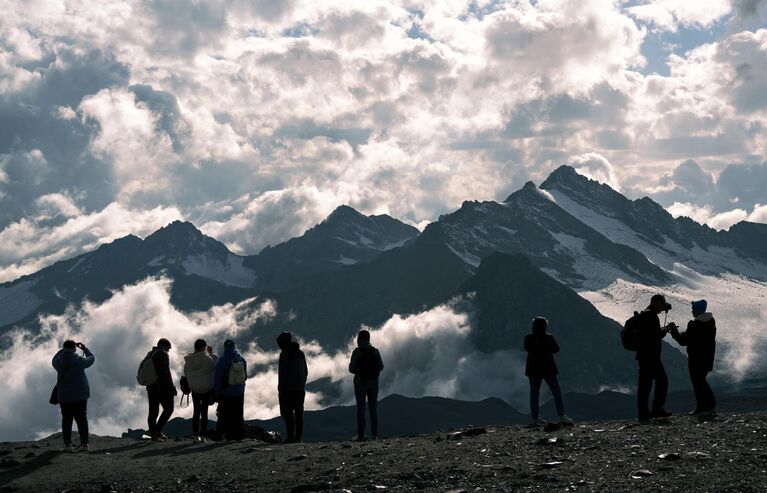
[184,339,218,442]
[52,340,95,452]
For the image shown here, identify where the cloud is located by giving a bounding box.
[627,0,732,32]
[0,280,531,441]
[666,201,767,230]
[0,202,183,282]
[569,153,621,190]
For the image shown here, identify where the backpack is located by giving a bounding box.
[137,350,160,386]
[621,311,642,351]
[228,361,247,385]
[180,375,191,395]
[358,347,381,379]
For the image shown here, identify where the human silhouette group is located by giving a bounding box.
[51,295,716,450]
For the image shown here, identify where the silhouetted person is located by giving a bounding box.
[52,340,95,452]
[277,332,308,443]
[349,329,384,441]
[671,300,717,414]
[524,317,573,426]
[184,339,218,442]
[214,339,247,440]
[146,338,176,441]
[636,294,673,421]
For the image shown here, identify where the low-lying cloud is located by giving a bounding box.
[0,278,527,442]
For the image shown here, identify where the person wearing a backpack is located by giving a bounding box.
[52,340,95,452]
[670,300,717,415]
[524,317,574,427]
[184,339,218,442]
[145,338,177,441]
[214,339,247,440]
[349,329,384,441]
[277,332,308,443]
[635,294,673,421]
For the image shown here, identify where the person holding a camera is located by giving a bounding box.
[669,300,717,415]
[52,340,95,452]
[635,294,675,421]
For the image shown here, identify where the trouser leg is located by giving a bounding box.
[192,393,202,436]
[60,403,74,445]
[529,377,543,419]
[156,394,175,433]
[231,394,244,440]
[354,383,366,439]
[72,400,89,445]
[279,392,295,442]
[652,361,668,411]
[545,376,566,416]
[637,359,653,416]
[199,392,210,436]
[367,383,379,437]
[294,392,305,442]
[147,391,160,435]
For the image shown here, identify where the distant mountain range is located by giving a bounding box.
[2,165,766,389]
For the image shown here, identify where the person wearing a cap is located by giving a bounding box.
[635,294,673,421]
[147,338,176,441]
[277,332,308,443]
[671,300,717,414]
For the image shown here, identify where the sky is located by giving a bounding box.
[1,0,767,281]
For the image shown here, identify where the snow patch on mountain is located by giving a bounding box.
[580,273,767,379]
[181,254,256,288]
[0,280,42,326]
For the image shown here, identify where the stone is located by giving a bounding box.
[446,427,487,440]
[658,453,681,461]
[630,470,653,479]
[540,461,564,469]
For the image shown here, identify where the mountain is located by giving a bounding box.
[0,208,420,333]
[259,222,471,348]
[540,165,767,278]
[459,253,688,393]
[245,205,419,291]
[157,393,529,442]
[436,181,669,289]
[0,221,256,331]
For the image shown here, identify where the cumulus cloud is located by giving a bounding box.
[627,0,732,32]
[0,279,530,441]
[667,201,767,229]
[569,153,621,190]
[0,202,183,282]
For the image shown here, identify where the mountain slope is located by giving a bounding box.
[245,205,419,291]
[437,182,669,289]
[459,252,688,394]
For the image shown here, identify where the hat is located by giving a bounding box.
[691,300,707,314]
[650,294,672,311]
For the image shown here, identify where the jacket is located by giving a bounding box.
[52,347,95,403]
[349,343,384,383]
[523,332,559,378]
[214,345,247,397]
[184,351,218,394]
[672,313,717,371]
[636,309,666,360]
[278,342,308,393]
[147,347,176,396]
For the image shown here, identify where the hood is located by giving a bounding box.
[695,312,714,323]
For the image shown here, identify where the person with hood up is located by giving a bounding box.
[523,317,574,426]
[670,300,717,415]
[277,332,308,443]
[184,339,218,442]
[52,340,95,452]
[349,329,384,441]
[214,339,247,440]
[146,338,176,442]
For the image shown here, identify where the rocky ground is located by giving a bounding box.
[1,411,766,492]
